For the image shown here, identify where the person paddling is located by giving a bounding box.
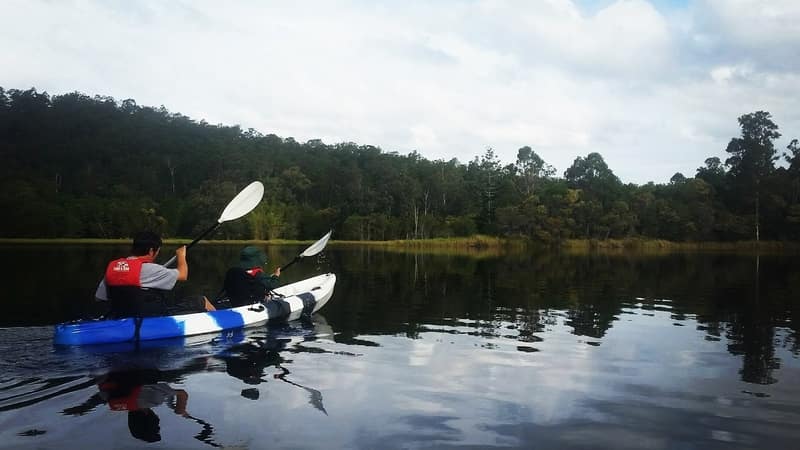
[221,246,281,307]
[95,231,215,318]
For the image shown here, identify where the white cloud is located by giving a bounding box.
[1,0,798,184]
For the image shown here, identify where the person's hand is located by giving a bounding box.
[273,267,281,277]
[176,246,187,259]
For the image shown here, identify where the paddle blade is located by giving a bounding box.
[300,230,333,257]
[218,181,264,223]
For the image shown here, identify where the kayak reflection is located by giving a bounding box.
[62,366,222,447]
[216,315,333,415]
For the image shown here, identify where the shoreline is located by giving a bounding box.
[1,236,798,253]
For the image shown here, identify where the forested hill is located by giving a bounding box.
[1,87,799,242]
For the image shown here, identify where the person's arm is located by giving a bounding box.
[173,389,189,416]
[256,271,281,291]
[175,246,188,281]
[140,264,180,291]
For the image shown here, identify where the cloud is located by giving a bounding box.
[1,0,798,184]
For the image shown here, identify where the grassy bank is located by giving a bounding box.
[561,238,800,253]
[328,235,524,257]
[332,235,521,249]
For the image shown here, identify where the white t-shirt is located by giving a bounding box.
[135,383,178,409]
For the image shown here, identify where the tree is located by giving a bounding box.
[725,111,781,241]
[786,139,800,200]
[669,172,687,185]
[786,139,800,172]
[468,148,503,234]
[696,157,726,188]
[564,153,622,229]
[515,146,555,196]
[564,152,620,190]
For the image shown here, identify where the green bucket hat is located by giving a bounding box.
[238,246,267,269]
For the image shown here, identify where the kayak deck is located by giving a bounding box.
[54,273,336,346]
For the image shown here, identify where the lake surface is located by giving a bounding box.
[0,244,798,449]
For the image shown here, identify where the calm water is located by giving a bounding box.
[0,244,799,449]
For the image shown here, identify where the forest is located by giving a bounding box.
[1,87,798,242]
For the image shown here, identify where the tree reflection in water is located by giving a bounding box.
[328,248,800,386]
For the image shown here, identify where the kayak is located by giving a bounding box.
[54,273,336,346]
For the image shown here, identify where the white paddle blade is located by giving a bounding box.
[218,181,265,223]
[300,230,333,257]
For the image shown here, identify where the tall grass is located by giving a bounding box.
[562,238,800,253]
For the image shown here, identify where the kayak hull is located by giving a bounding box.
[54,273,336,346]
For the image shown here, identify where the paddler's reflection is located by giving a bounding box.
[96,369,187,443]
[221,341,284,386]
[64,367,221,446]
[217,319,330,414]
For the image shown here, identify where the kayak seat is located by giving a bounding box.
[107,286,167,318]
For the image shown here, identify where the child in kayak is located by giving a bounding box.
[221,246,281,307]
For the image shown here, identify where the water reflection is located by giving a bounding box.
[1,246,800,448]
[214,317,331,414]
[63,366,222,447]
[0,315,336,448]
[326,248,800,386]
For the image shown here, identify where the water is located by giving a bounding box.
[0,245,798,449]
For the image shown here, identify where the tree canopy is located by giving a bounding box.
[1,87,797,242]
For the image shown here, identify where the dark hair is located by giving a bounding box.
[131,232,162,256]
[128,410,161,442]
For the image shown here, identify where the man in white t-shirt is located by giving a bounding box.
[95,231,214,317]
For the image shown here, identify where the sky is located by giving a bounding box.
[2,0,799,184]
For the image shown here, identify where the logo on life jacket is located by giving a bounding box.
[113,261,131,272]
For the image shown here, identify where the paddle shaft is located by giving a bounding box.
[163,222,222,267]
[184,414,223,448]
[280,256,301,272]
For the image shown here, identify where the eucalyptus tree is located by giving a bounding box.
[515,146,555,197]
[724,111,780,241]
[785,139,800,202]
[564,152,623,238]
[669,172,687,184]
[696,157,726,191]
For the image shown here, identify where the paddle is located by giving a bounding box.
[163,181,265,267]
[280,230,333,271]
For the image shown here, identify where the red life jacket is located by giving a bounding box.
[245,267,263,276]
[105,256,154,287]
[104,255,166,318]
[99,382,143,411]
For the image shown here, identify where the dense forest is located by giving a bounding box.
[1,87,798,242]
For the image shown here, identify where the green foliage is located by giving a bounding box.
[1,86,798,242]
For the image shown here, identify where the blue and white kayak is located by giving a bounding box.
[54,273,336,346]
